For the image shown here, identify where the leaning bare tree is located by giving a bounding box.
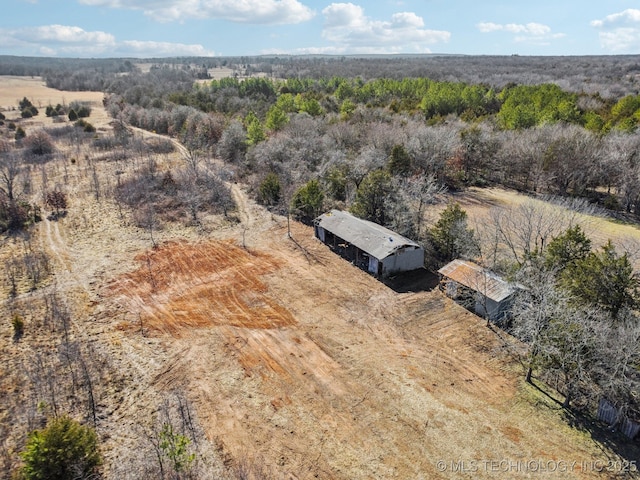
[0,148,21,202]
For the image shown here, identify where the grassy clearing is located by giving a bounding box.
[454,186,640,266]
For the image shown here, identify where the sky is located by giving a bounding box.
[1,0,640,58]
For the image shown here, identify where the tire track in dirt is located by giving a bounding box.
[42,217,94,295]
[364,289,516,404]
[130,126,257,235]
[43,218,70,271]
[104,240,296,336]
[230,183,252,227]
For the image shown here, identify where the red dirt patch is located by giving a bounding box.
[501,424,524,444]
[106,240,296,336]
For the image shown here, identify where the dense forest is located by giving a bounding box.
[76,55,640,218]
[2,54,640,478]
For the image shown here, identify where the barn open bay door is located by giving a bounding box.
[368,256,379,274]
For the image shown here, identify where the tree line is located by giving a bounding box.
[509,221,640,415]
[95,63,640,223]
[24,54,640,99]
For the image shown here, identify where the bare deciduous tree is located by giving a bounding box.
[481,198,587,271]
[400,173,446,241]
[0,150,21,202]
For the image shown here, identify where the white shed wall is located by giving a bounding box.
[380,246,424,276]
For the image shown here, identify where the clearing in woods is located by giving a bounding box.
[1,77,636,478]
[102,219,616,479]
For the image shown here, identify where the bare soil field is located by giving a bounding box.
[1,77,639,479]
[95,217,636,479]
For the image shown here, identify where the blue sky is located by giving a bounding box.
[1,0,640,57]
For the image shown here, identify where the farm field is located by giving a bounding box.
[1,77,639,478]
[0,75,109,126]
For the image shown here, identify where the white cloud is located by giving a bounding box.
[0,25,214,57]
[477,21,564,47]
[0,25,117,56]
[320,3,450,54]
[591,9,640,52]
[12,24,116,45]
[323,2,364,28]
[391,12,424,29]
[591,9,640,28]
[78,0,315,24]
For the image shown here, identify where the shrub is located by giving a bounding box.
[290,179,324,223]
[14,126,25,141]
[23,130,55,155]
[258,172,281,206]
[11,314,24,341]
[18,97,32,111]
[0,197,41,232]
[603,194,621,211]
[74,119,95,133]
[20,416,102,480]
[69,101,91,118]
[158,423,195,476]
[45,190,68,217]
[77,106,91,118]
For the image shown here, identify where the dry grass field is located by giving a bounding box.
[454,187,640,268]
[1,77,639,479]
[0,76,108,125]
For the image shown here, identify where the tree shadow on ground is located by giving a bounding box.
[562,408,640,475]
[527,378,640,475]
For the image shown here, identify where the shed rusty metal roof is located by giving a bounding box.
[438,259,516,303]
[315,210,422,260]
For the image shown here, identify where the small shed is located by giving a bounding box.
[438,259,517,322]
[314,210,424,277]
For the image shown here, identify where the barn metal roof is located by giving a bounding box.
[438,259,517,303]
[315,210,422,260]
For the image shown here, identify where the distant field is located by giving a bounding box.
[0,76,105,113]
[133,62,264,83]
[0,75,109,129]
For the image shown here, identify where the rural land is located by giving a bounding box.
[1,55,640,479]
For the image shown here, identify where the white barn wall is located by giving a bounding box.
[380,246,425,276]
